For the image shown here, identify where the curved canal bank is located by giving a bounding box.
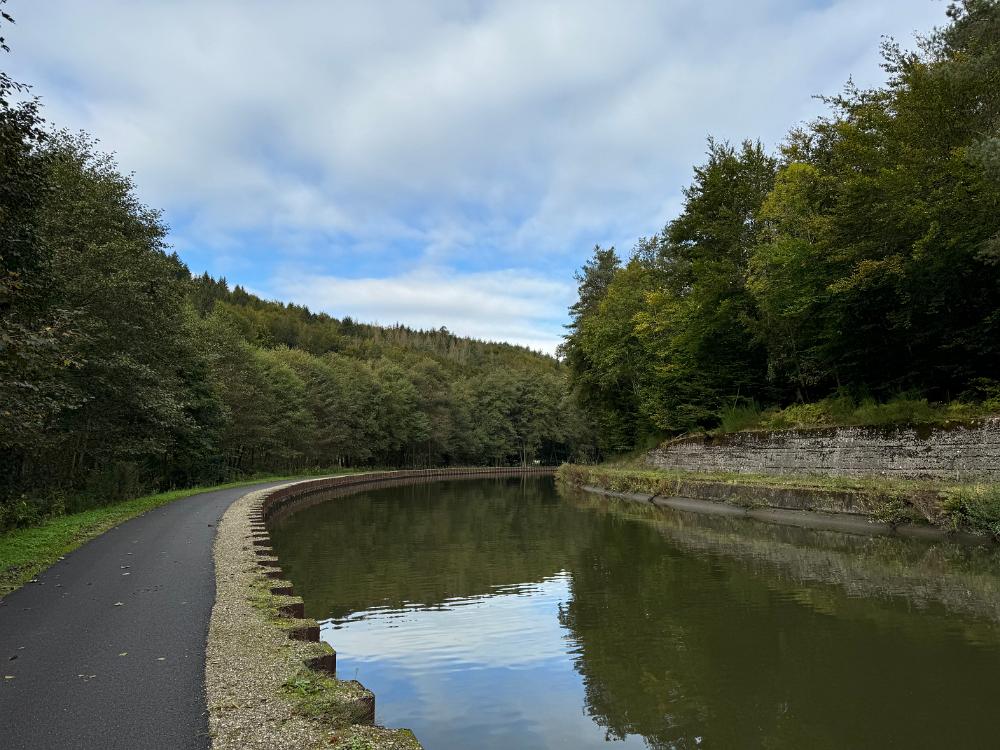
[558,464,1000,542]
[206,468,553,750]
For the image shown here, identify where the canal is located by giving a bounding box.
[268,475,1000,749]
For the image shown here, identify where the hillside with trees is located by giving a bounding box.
[562,0,1000,454]
[0,91,590,530]
[5,1,999,528]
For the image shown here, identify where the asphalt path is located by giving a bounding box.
[0,481,289,750]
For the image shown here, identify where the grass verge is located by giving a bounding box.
[0,470,360,598]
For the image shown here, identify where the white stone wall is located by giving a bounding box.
[645,419,1000,481]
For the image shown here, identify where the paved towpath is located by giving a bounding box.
[0,481,290,750]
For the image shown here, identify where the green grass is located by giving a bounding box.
[330,727,422,750]
[714,394,1000,434]
[0,470,361,598]
[282,668,374,726]
[718,401,769,432]
[941,485,1000,537]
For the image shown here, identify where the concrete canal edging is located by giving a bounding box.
[577,484,964,541]
[558,464,997,543]
[206,467,554,750]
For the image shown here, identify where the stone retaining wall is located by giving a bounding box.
[645,419,1000,480]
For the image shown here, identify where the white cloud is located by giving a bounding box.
[3,0,947,347]
[321,572,575,669]
[267,266,575,355]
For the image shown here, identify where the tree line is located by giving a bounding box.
[6,1,997,526]
[562,1,1000,453]
[0,45,592,529]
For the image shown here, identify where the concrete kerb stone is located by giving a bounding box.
[270,582,296,597]
[306,649,337,676]
[272,594,306,619]
[283,619,321,642]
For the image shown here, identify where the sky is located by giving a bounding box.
[4,1,946,354]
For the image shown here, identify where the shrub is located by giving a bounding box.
[718,400,764,432]
[942,485,1000,538]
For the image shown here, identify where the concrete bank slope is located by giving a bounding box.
[208,468,554,750]
[558,465,997,542]
[0,480,291,750]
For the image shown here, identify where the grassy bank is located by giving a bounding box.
[558,464,1000,539]
[0,471,358,598]
[714,394,999,434]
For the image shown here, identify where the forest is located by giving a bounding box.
[4,1,1000,529]
[0,75,591,528]
[562,1,1000,453]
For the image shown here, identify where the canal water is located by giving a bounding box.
[267,476,1000,749]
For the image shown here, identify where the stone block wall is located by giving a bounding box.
[645,419,1000,481]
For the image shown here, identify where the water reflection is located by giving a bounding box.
[319,572,645,749]
[563,490,1000,632]
[268,477,1000,750]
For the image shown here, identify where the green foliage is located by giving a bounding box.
[561,246,643,452]
[564,141,778,446]
[281,669,373,727]
[942,485,1000,538]
[705,391,1000,435]
[564,1,1000,450]
[717,400,764,433]
[722,394,999,432]
[0,58,594,530]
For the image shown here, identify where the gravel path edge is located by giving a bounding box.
[206,479,423,750]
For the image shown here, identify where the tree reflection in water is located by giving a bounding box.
[269,477,1000,750]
